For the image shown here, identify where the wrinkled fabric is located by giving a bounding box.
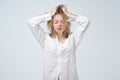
[28,12,89,80]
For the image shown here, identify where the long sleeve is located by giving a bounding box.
[71,14,89,47]
[28,12,51,48]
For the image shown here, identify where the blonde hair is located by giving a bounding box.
[47,5,71,39]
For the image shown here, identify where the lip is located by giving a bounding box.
[57,28,62,31]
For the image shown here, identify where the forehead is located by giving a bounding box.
[53,14,63,21]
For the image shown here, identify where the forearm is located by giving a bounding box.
[28,12,51,27]
[27,13,51,47]
[65,12,78,18]
[71,14,89,47]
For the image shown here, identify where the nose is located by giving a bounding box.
[58,21,62,26]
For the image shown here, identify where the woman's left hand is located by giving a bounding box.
[62,6,68,15]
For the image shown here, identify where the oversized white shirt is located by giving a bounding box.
[28,12,89,80]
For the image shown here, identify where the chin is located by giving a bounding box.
[56,31,63,34]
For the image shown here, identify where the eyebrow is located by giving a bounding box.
[54,20,64,22]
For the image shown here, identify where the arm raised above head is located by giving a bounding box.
[28,12,51,48]
[71,14,89,47]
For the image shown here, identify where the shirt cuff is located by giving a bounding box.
[44,12,52,21]
[75,15,89,23]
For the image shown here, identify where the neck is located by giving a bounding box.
[57,33,63,42]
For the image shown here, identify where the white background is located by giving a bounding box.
[0,0,120,80]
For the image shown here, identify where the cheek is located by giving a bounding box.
[63,24,66,29]
[53,24,57,30]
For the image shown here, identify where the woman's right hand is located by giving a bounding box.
[50,8,56,16]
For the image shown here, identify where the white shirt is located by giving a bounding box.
[28,12,89,80]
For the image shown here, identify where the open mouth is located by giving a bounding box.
[57,28,62,31]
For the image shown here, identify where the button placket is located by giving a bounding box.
[56,43,63,74]
[56,43,63,56]
[57,57,62,73]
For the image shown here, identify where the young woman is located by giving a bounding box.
[28,5,89,80]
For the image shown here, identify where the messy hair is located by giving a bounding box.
[47,5,71,39]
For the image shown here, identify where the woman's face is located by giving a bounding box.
[53,14,65,34]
